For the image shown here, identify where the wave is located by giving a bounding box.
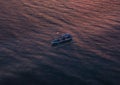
[0,0,120,85]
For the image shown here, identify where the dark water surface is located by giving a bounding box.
[0,0,120,85]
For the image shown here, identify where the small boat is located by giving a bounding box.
[51,33,72,46]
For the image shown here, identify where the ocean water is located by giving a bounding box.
[0,0,120,85]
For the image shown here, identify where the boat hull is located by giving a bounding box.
[51,38,72,46]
